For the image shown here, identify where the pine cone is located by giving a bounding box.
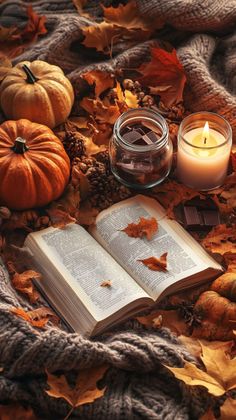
[63,131,86,161]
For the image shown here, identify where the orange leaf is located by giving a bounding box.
[80,97,121,125]
[10,306,58,328]
[220,398,236,420]
[137,46,186,106]
[138,253,168,271]
[202,224,236,255]
[100,280,112,287]
[121,217,158,240]
[45,365,108,408]
[0,404,37,420]
[9,266,42,303]
[72,0,91,18]
[137,309,188,335]
[46,208,76,229]
[81,70,115,97]
[0,6,47,58]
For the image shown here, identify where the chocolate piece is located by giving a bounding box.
[116,161,154,174]
[183,206,202,227]
[123,130,142,144]
[143,131,159,144]
[202,210,220,226]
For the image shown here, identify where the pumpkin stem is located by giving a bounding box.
[11,137,29,154]
[22,64,38,84]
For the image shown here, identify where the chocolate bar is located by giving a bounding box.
[182,200,220,231]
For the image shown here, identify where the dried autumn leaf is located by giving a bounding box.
[81,70,115,97]
[165,341,236,396]
[138,253,168,271]
[46,208,76,229]
[0,6,47,58]
[76,201,98,226]
[121,217,158,240]
[211,173,236,214]
[10,306,58,328]
[150,180,204,218]
[100,280,112,287]
[0,404,37,420]
[80,97,121,125]
[137,46,186,106]
[124,89,139,108]
[10,266,41,303]
[202,224,236,255]
[102,0,158,32]
[72,0,91,18]
[220,398,236,420]
[137,309,188,335]
[45,365,108,408]
[200,408,216,420]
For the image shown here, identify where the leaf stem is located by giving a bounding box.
[63,405,74,420]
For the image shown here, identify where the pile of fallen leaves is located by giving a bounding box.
[1,0,236,418]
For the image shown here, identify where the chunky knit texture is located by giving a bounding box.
[0,0,236,418]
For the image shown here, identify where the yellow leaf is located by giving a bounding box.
[124,89,139,108]
[165,341,236,396]
[45,365,108,408]
[220,397,236,420]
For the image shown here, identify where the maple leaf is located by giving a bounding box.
[137,46,186,106]
[165,341,236,396]
[137,309,188,335]
[0,6,47,58]
[46,208,76,229]
[202,224,236,255]
[220,398,236,420]
[121,217,158,240]
[9,265,41,303]
[81,70,115,97]
[45,365,108,416]
[80,97,121,125]
[100,280,112,287]
[138,253,168,271]
[10,306,59,328]
[0,404,37,420]
[102,0,158,32]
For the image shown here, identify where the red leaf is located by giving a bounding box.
[137,47,186,106]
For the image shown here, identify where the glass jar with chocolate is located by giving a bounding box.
[109,108,173,189]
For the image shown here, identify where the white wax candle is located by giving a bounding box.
[177,126,231,190]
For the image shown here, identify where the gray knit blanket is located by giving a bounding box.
[0,0,236,418]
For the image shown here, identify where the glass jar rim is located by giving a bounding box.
[113,108,169,152]
[178,111,232,150]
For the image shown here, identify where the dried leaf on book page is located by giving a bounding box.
[100,280,112,288]
[138,253,168,271]
[121,217,158,240]
[165,341,236,396]
[45,365,108,408]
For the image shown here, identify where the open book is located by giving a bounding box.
[25,195,223,336]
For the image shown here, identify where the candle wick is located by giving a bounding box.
[204,137,207,145]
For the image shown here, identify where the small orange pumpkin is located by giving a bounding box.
[0,119,70,210]
[0,60,74,128]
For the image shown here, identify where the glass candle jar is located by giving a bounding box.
[109,108,173,189]
[177,112,232,191]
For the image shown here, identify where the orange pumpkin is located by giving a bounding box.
[0,60,74,128]
[0,119,70,210]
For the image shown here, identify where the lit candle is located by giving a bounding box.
[177,112,232,190]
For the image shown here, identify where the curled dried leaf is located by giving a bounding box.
[138,253,168,271]
[10,306,58,328]
[100,280,112,288]
[9,265,41,303]
[121,217,158,240]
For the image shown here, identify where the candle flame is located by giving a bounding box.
[202,121,209,145]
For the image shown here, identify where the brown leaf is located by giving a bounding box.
[220,398,236,420]
[46,208,76,229]
[72,0,91,18]
[202,224,236,255]
[200,408,216,420]
[45,365,108,408]
[165,341,236,397]
[0,6,47,58]
[0,404,37,420]
[81,70,115,97]
[100,280,112,288]
[138,253,168,271]
[121,217,158,240]
[9,265,41,303]
[137,46,186,106]
[137,309,188,335]
[80,97,121,125]
[10,306,58,328]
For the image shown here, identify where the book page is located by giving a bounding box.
[90,195,222,300]
[26,224,150,321]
